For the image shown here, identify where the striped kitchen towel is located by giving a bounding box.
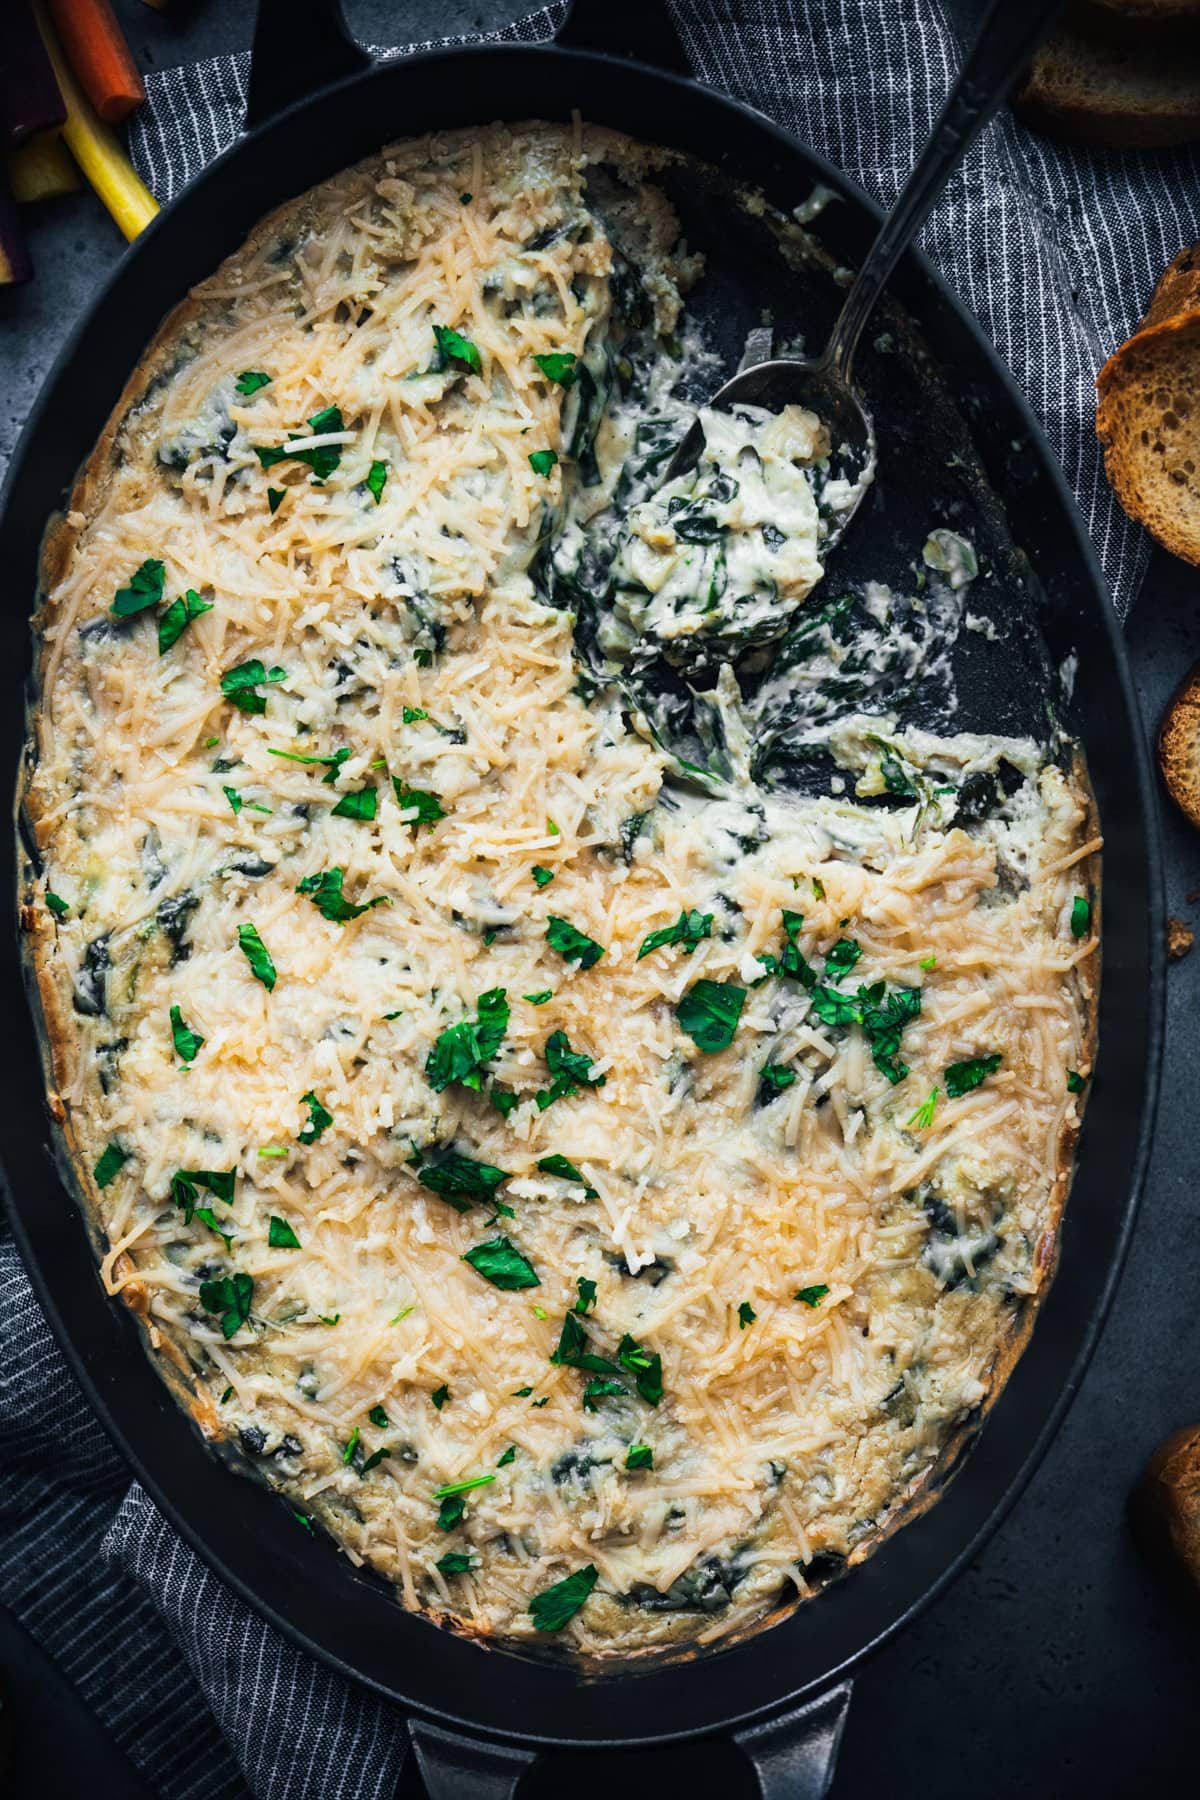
[2,5,1192,1798]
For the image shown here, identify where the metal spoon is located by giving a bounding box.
[663,0,1066,552]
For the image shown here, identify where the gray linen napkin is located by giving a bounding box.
[3,4,1193,1796]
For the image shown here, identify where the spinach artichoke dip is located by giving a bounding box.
[21,121,1098,1658]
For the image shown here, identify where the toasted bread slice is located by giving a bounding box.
[1014,11,1200,148]
[1131,1424,1200,1594]
[1142,243,1200,327]
[1096,309,1200,563]
[1158,662,1200,826]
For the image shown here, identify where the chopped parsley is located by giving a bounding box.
[431,1385,449,1411]
[551,1312,620,1377]
[330,786,376,821]
[220,659,286,715]
[267,487,286,513]
[293,1510,315,1534]
[537,1029,606,1108]
[528,449,558,477]
[459,192,473,204]
[537,1154,598,1198]
[944,1053,1002,1098]
[366,459,388,505]
[436,1551,474,1575]
[636,908,713,961]
[342,1429,360,1464]
[823,937,863,984]
[158,588,212,655]
[221,1386,234,1405]
[1067,1069,1086,1094]
[298,867,388,923]
[268,1216,301,1249]
[45,891,69,919]
[574,1276,597,1314]
[223,786,243,815]
[234,370,271,396]
[583,1378,625,1412]
[677,978,745,1053]
[812,876,825,900]
[759,1063,796,1096]
[919,953,937,971]
[529,1564,597,1632]
[795,1284,829,1308]
[738,1301,756,1329]
[402,706,427,724]
[533,352,578,387]
[360,1447,391,1475]
[433,1473,496,1500]
[626,1444,653,1471]
[171,1169,235,1250]
[268,745,350,782]
[417,1151,510,1212]
[392,779,447,830]
[462,1236,540,1291]
[237,922,276,990]
[432,324,482,374]
[93,1142,129,1189]
[531,865,555,888]
[255,404,345,482]
[426,987,509,1093]
[523,990,553,1005]
[1071,896,1090,939]
[618,1332,663,1405]
[298,1090,332,1144]
[809,979,921,1083]
[545,914,604,970]
[907,1087,939,1130]
[369,1405,389,1428]
[497,1445,516,1467]
[318,1313,340,1326]
[169,1004,204,1063]
[199,1271,253,1339]
[110,558,164,619]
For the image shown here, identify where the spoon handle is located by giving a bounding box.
[824,0,1064,382]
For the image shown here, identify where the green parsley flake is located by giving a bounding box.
[158,588,213,655]
[944,1053,1002,1098]
[677,978,745,1053]
[343,1428,360,1465]
[223,786,243,816]
[298,1089,332,1144]
[795,1284,829,1308]
[234,371,272,396]
[220,659,287,715]
[618,1333,663,1405]
[529,1565,597,1632]
[268,1216,301,1249]
[366,459,388,505]
[531,864,555,887]
[537,1029,606,1108]
[432,324,482,374]
[330,786,376,822]
[255,404,345,482]
[426,988,509,1093]
[574,1276,597,1314]
[907,1087,939,1130]
[393,779,447,830]
[433,1473,495,1501]
[626,1443,653,1471]
[221,1386,234,1405]
[583,1378,625,1412]
[369,1405,389,1428]
[298,867,388,923]
[497,1445,516,1467]
[237,922,276,990]
[637,908,713,961]
[267,487,287,514]
[759,1063,796,1097]
[528,449,558,477]
[523,989,553,1005]
[268,745,350,782]
[1071,896,1091,939]
[823,937,863,984]
[1067,1069,1086,1094]
[545,914,604,970]
[431,1385,449,1411]
[45,891,69,919]
[808,979,921,1084]
[93,1142,129,1189]
[533,351,578,387]
[919,953,937,970]
[199,1271,254,1339]
[110,558,164,619]
[418,1151,510,1212]
[537,1153,598,1198]
[738,1301,756,1329]
[402,706,427,724]
[436,1551,474,1577]
[462,1236,540,1291]
[169,1004,204,1063]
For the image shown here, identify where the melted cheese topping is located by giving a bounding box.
[22,122,1096,1657]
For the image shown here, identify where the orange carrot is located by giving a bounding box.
[45,0,146,124]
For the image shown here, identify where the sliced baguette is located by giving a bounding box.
[1142,243,1200,327]
[1158,662,1200,827]
[1014,10,1200,148]
[1096,308,1200,564]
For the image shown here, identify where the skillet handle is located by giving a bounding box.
[733,1681,854,1800]
[409,1720,537,1800]
[244,0,371,131]
[555,0,690,75]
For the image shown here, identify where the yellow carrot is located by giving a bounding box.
[6,131,81,205]
[32,0,157,241]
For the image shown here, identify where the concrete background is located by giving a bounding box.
[1,2,1197,1794]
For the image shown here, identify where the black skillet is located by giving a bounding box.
[0,2,1164,1795]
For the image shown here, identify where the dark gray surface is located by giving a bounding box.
[1,2,1196,1795]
